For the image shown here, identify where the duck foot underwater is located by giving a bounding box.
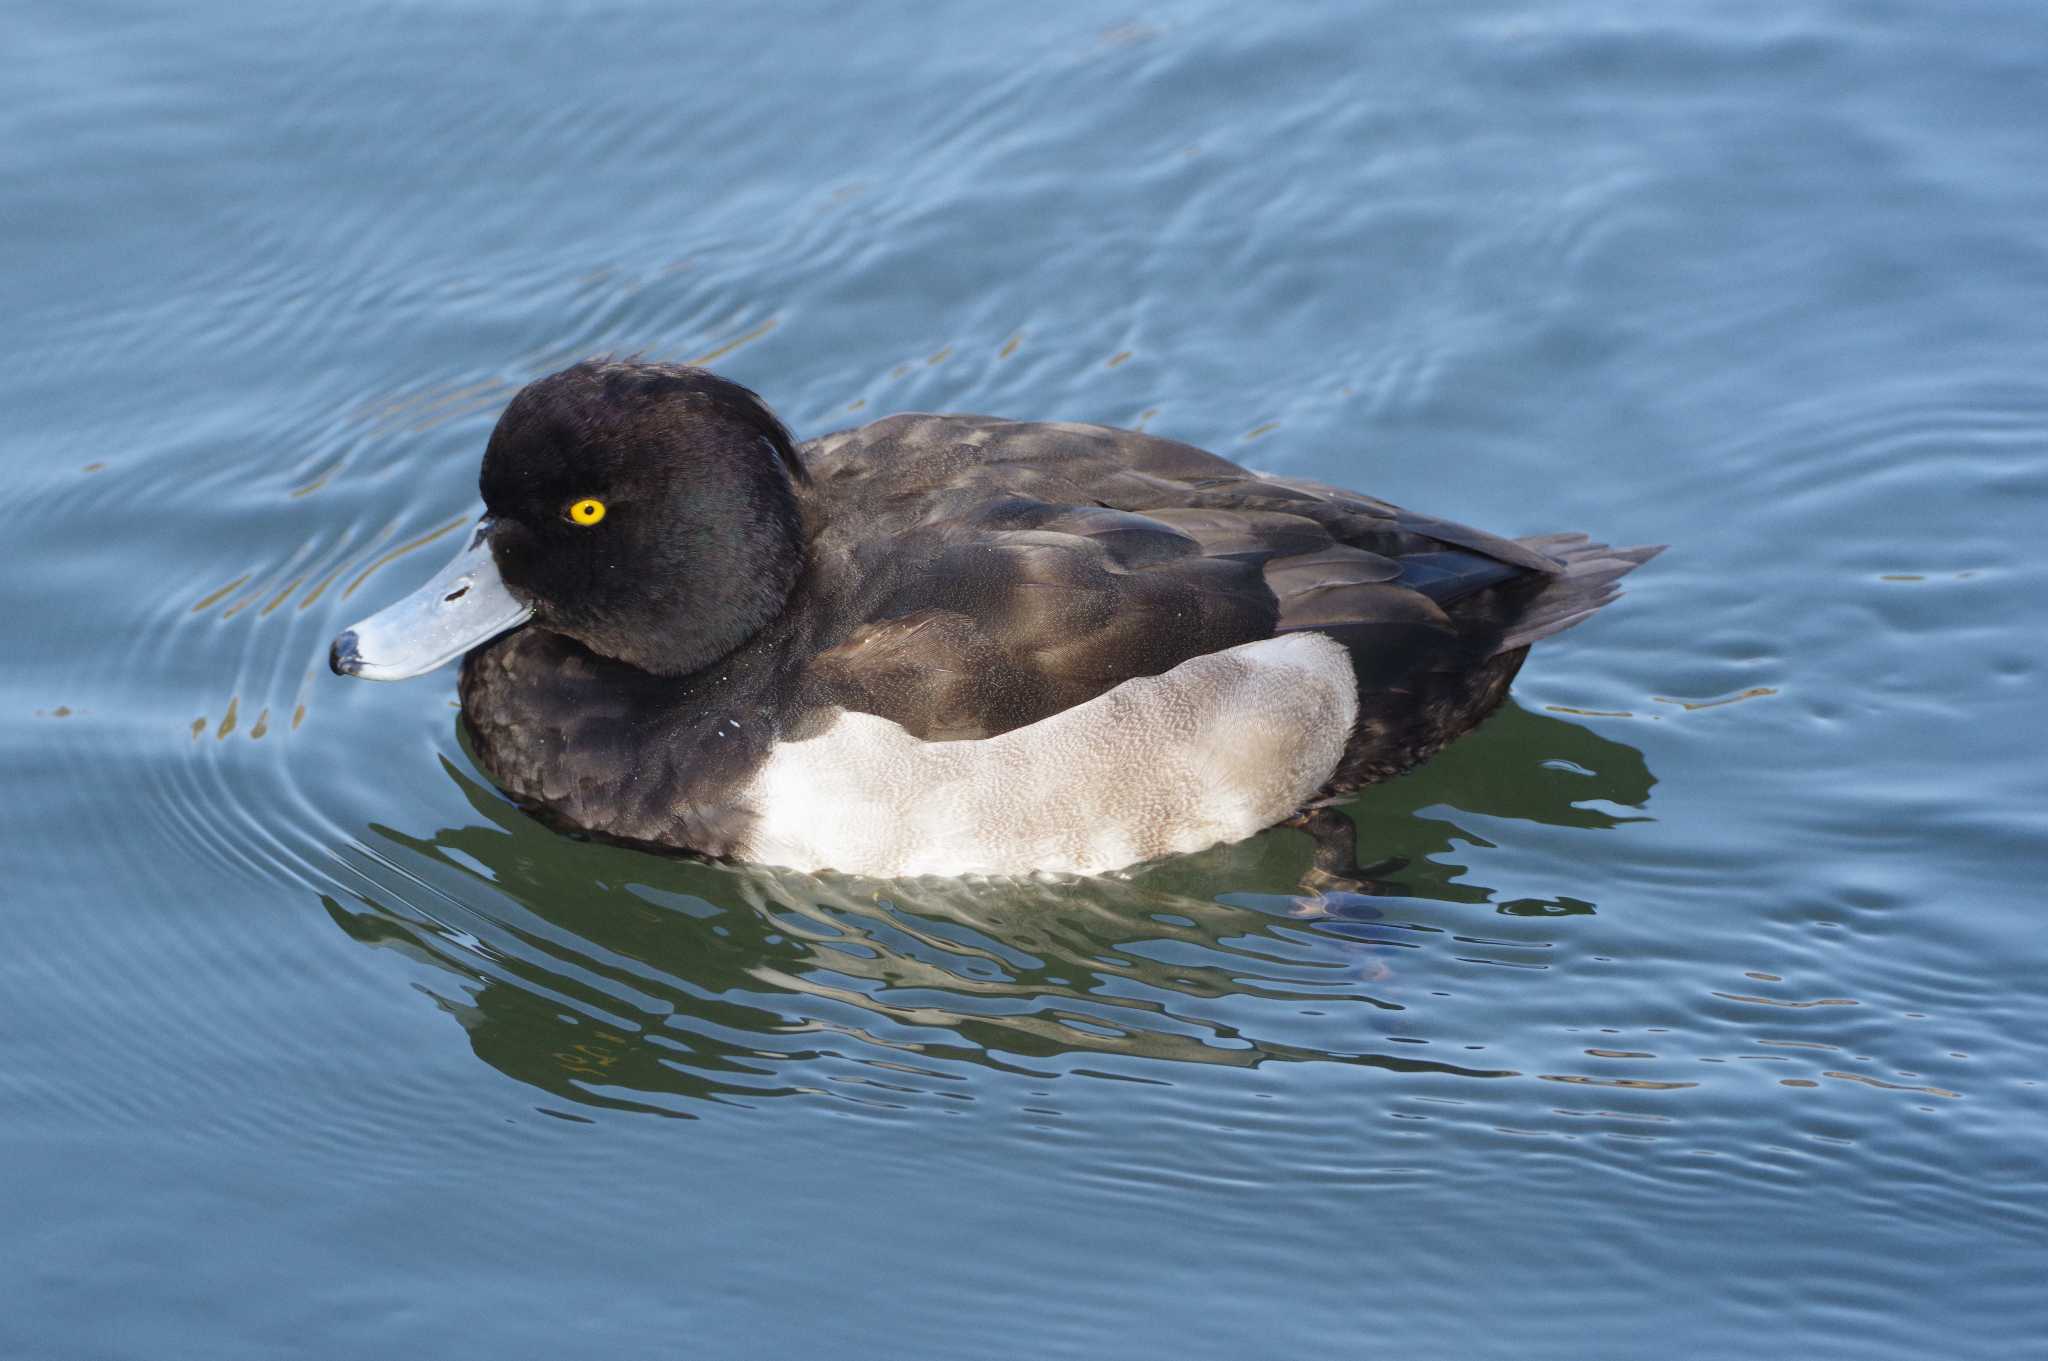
[332,359,1662,880]
[1285,806,1411,900]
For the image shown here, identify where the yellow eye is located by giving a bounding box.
[567,498,606,526]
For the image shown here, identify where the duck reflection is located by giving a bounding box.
[323,699,1654,1118]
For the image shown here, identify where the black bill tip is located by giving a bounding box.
[329,629,362,677]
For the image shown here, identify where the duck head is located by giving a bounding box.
[330,360,807,681]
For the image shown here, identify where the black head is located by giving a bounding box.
[478,359,809,677]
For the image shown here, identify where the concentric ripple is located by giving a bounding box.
[9,1,2048,1354]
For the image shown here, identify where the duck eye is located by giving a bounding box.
[566,497,607,527]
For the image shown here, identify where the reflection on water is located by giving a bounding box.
[324,700,1656,1118]
[15,0,2048,1349]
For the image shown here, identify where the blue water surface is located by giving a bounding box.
[5,2,2047,1357]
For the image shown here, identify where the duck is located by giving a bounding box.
[331,359,1660,879]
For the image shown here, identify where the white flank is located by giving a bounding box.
[740,631,1358,878]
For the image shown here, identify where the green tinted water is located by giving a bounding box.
[6,3,2046,1356]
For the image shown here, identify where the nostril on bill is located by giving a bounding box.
[444,585,470,602]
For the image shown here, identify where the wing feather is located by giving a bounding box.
[796,415,1649,744]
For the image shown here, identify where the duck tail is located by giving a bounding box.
[1493,534,1665,654]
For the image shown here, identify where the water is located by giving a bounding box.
[6,2,2047,1356]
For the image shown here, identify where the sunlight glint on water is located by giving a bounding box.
[4,3,2047,1358]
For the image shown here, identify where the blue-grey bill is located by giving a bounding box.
[329,519,533,680]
